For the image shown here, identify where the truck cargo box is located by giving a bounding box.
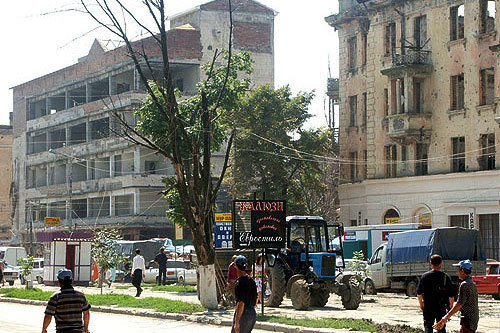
[386,227,486,265]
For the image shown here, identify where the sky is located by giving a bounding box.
[0,0,339,129]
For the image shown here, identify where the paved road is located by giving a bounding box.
[0,302,268,333]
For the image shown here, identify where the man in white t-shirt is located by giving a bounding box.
[131,249,146,297]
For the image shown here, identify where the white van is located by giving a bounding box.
[0,246,27,266]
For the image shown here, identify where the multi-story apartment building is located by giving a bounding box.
[326,0,500,260]
[11,0,275,242]
[0,124,13,243]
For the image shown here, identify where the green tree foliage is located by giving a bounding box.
[227,85,335,217]
[18,256,34,289]
[91,229,124,294]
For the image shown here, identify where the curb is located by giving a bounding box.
[0,297,344,333]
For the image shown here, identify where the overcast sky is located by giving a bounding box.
[0,0,339,128]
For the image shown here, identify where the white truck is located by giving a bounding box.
[367,227,487,296]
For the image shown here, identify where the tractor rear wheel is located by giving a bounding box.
[341,280,361,310]
[310,285,330,307]
[290,279,310,310]
[265,262,286,307]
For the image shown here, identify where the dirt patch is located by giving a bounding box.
[376,322,424,333]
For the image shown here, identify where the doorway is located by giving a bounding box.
[65,245,76,275]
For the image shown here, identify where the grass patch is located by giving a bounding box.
[257,315,378,332]
[0,288,203,314]
[151,285,196,293]
[114,286,132,290]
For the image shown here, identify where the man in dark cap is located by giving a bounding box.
[154,247,167,286]
[434,260,479,333]
[231,255,257,333]
[42,269,91,333]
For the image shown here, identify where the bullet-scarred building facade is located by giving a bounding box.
[327,0,500,260]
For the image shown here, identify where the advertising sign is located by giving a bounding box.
[214,221,232,249]
[44,217,60,226]
[344,231,356,241]
[385,217,400,224]
[215,213,232,222]
[232,200,286,249]
[419,213,432,226]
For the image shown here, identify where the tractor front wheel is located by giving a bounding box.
[265,262,286,307]
[310,285,330,307]
[290,279,311,310]
[341,280,361,310]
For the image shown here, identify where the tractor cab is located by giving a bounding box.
[286,216,345,280]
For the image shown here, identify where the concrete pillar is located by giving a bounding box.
[109,76,117,96]
[86,119,91,142]
[404,74,413,114]
[46,97,51,115]
[110,195,115,217]
[396,78,402,114]
[65,91,70,110]
[85,83,91,103]
[133,148,141,173]
[65,124,70,146]
[110,155,115,177]
[133,190,140,215]
[86,198,91,219]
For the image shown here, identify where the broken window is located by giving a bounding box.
[480,68,495,105]
[89,78,110,102]
[414,15,427,49]
[175,78,184,92]
[479,133,495,170]
[362,92,367,125]
[385,145,397,178]
[349,95,357,127]
[362,34,367,66]
[384,22,396,56]
[416,143,429,176]
[115,70,133,95]
[480,0,496,34]
[73,161,87,182]
[69,123,86,145]
[452,136,466,172]
[145,161,157,174]
[27,132,47,154]
[48,93,66,114]
[384,88,389,116]
[48,201,66,220]
[450,5,465,41]
[114,195,133,216]
[49,128,66,149]
[451,74,465,110]
[72,199,87,219]
[27,99,47,120]
[68,86,86,107]
[89,196,110,218]
[363,150,368,179]
[90,118,110,140]
[114,155,122,177]
[413,78,424,113]
[349,151,358,182]
[348,36,357,70]
[95,157,110,179]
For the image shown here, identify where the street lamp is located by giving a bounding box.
[48,149,73,231]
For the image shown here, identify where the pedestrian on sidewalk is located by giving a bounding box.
[417,254,455,333]
[0,261,5,286]
[123,257,131,283]
[252,254,267,304]
[132,248,146,297]
[154,247,167,286]
[434,260,479,333]
[231,255,257,333]
[227,255,238,299]
[42,269,91,333]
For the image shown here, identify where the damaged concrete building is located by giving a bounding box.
[0,125,13,243]
[326,0,500,260]
[11,0,275,242]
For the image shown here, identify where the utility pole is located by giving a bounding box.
[29,201,33,256]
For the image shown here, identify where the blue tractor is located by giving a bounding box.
[265,216,361,310]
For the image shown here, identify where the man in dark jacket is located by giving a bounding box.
[154,247,168,285]
[417,254,455,333]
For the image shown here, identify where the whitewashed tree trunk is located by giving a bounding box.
[198,264,218,309]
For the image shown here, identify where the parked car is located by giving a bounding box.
[472,261,500,300]
[19,258,44,285]
[176,261,196,285]
[143,260,193,284]
[2,264,20,286]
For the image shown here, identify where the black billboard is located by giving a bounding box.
[232,200,286,249]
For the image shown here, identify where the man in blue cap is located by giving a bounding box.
[434,260,479,333]
[231,255,257,333]
[42,269,91,333]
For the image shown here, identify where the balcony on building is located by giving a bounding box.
[381,49,433,77]
[326,78,339,103]
[386,111,432,144]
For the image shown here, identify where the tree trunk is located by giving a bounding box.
[191,222,217,309]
